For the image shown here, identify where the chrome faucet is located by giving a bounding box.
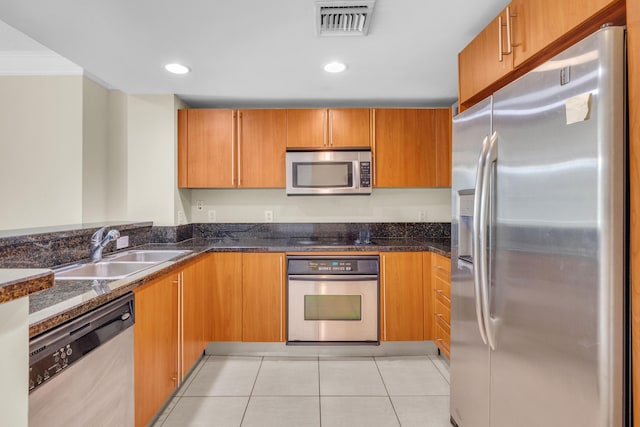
[90,226,120,262]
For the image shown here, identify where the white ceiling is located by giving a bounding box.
[0,0,508,108]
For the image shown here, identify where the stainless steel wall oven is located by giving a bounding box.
[286,255,379,344]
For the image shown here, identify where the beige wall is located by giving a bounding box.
[190,188,451,223]
[82,77,110,223]
[126,94,180,226]
[0,74,451,230]
[0,76,83,230]
[106,90,129,221]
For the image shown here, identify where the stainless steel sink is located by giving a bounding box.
[55,261,157,280]
[107,250,191,263]
[54,249,192,280]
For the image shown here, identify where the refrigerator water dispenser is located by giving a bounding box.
[458,189,474,263]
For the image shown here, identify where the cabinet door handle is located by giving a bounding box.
[329,110,333,146]
[498,14,504,62]
[231,111,236,186]
[323,110,328,146]
[382,255,387,341]
[371,109,376,187]
[279,255,283,342]
[237,112,242,187]
[498,7,514,62]
[505,7,513,55]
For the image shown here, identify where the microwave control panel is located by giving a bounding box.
[360,162,371,188]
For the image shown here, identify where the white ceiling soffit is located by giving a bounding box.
[316,0,375,36]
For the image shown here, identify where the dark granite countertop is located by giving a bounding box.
[28,237,450,337]
[0,269,54,304]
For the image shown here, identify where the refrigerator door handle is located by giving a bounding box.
[478,131,498,351]
[472,135,490,346]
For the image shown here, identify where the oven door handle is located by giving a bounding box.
[288,275,379,281]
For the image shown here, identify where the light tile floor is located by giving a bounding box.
[153,354,451,427]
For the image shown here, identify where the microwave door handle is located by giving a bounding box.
[473,135,490,346]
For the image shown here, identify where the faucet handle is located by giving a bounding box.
[91,226,108,243]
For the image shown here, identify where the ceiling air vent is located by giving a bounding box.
[316,0,376,36]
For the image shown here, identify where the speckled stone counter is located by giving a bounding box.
[0,269,54,303]
[28,237,450,338]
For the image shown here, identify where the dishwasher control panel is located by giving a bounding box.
[29,343,77,391]
[28,293,134,393]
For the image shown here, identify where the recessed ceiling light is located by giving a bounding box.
[165,63,190,74]
[324,62,347,73]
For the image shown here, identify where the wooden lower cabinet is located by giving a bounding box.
[134,273,179,427]
[381,252,424,341]
[204,252,243,341]
[242,253,285,342]
[203,252,285,343]
[134,261,207,427]
[431,252,451,359]
[181,259,207,374]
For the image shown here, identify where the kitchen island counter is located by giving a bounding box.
[0,269,53,304]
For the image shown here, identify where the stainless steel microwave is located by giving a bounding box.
[285,148,372,195]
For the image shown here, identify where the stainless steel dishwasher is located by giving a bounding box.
[28,293,135,427]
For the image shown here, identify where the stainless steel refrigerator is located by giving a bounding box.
[450,26,627,427]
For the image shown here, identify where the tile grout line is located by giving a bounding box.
[428,355,450,385]
[153,354,210,426]
[239,356,264,427]
[373,356,403,427]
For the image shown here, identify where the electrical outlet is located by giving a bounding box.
[208,210,216,222]
[177,211,186,224]
[419,209,427,222]
[265,210,273,223]
[116,236,129,249]
[196,200,204,211]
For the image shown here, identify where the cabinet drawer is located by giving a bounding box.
[434,291,450,324]
[433,274,450,299]
[432,254,451,273]
[434,316,450,358]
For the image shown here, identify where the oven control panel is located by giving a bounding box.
[287,256,379,276]
[309,260,356,272]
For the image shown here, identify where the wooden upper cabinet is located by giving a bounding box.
[458,0,624,108]
[238,109,286,188]
[242,253,284,342]
[328,109,371,147]
[286,109,326,148]
[458,8,514,107]
[286,108,371,148]
[179,109,235,188]
[177,110,188,188]
[381,252,424,341]
[435,108,452,187]
[510,0,623,68]
[374,109,437,187]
